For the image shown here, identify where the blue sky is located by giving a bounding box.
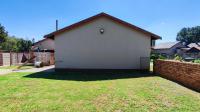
[0,0,200,43]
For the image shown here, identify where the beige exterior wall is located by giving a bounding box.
[35,39,55,50]
[55,17,151,69]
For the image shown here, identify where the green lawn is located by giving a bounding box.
[0,71,199,112]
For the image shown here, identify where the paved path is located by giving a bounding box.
[0,65,55,75]
[14,65,55,73]
[0,69,12,75]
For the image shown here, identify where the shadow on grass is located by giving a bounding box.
[24,69,155,81]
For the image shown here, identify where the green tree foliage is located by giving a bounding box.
[0,24,8,43]
[1,36,32,52]
[1,36,18,51]
[17,38,33,52]
[0,23,33,52]
[176,26,200,45]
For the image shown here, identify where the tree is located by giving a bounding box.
[0,23,33,52]
[1,36,33,52]
[1,36,18,51]
[0,24,8,43]
[176,26,200,45]
[17,38,32,52]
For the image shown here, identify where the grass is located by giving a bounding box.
[0,71,199,112]
[0,65,34,70]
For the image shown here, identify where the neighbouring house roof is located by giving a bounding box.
[180,48,190,51]
[186,47,200,53]
[180,47,200,53]
[44,12,161,40]
[32,38,48,49]
[33,38,49,46]
[153,41,181,49]
[187,43,200,50]
[32,38,54,51]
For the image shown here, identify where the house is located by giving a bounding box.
[31,38,55,65]
[32,38,55,52]
[44,13,161,70]
[152,41,186,57]
[153,41,200,59]
[177,43,200,59]
[188,43,200,50]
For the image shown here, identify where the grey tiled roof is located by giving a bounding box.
[153,41,180,49]
[188,43,200,50]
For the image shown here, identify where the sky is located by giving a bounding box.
[0,0,200,43]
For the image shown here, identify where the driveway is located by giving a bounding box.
[0,65,55,75]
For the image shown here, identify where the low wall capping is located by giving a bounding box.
[156,59,200,65]
[154,59,200,92]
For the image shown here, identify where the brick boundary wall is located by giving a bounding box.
[154,60,200,92]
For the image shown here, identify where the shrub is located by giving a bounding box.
[193,59,200,64]
[150,53,159,60]
[158,55,167,60]
[174,54,183,61]
[150,53,167,61]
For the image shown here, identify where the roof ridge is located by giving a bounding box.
[44,12,161,40]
